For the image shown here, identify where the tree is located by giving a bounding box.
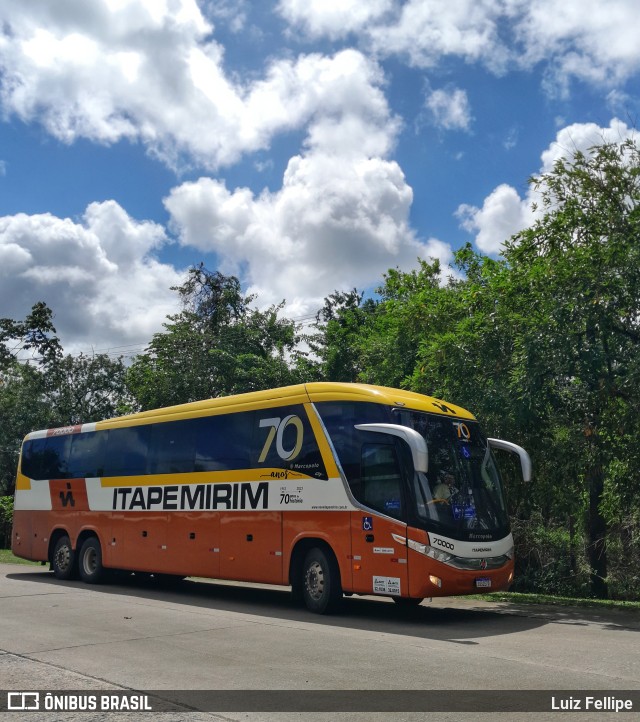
[0,302,62,494]
[45,353,134,426]
[0,304,133,493]
[503,139,640,598]
[307,289,378,382]
[127,265,303,409]
[0,301,62,371]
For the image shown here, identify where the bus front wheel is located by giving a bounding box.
[302,547,342,615]
[52,535,76,580]
[78,537,104,584]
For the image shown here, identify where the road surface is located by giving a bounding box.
[1,563,638,721]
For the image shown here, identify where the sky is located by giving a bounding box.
[1,0,639,359]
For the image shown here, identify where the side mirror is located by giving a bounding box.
[355,423,428,473]
[488,438,532,482]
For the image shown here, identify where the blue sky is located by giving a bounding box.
[1,0,639,357]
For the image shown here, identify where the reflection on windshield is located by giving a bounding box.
[393,409,509,536]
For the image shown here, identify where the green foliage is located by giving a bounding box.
[510,515,590,598]
[0,496,13,549]
[46,353,134,425]
[2,141,639,600]
[0,363,51,494]
[0,301,62,371]
[306,289,378,382]
[312,139,640,600]
[127,265,305,409]
[0,305,133,493]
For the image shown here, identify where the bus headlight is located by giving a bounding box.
[407,538,453,563]
[426,546,454,563]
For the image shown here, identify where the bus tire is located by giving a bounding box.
[302,547,342,615]
[51,535,76,580]
[78,536,104,584]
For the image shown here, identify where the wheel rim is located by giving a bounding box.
[305,560,325,601]
[55,544,71,572]
[83,547,97,576]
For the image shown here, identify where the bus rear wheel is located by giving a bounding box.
[78,537,104,584]
[52,535,76,580]
[302,547,342,615]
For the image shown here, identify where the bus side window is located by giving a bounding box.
[361,443,403,519]
[21,438,46,480]
[194,413,251,472]
[103,426,150,477]
[68,432,106,478]
[148,420,197,474]
[315,401,389,501]
[37,435,72,480]
[250,406,327,478]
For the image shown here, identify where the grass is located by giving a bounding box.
[470,591,640,612]
[0,548,43,566]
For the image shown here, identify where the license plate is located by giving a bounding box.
[475,578,491,588]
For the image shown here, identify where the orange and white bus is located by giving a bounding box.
[12,382,530,613]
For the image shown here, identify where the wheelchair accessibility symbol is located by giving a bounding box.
[362,516,373,531]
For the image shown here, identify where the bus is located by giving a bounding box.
[11,382,531,614]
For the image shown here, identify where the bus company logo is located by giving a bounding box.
[111,481,269,512]
[479,559,488,570]
[7,692,40,710]
[432,401,455,414]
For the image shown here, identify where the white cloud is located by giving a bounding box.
[0,1,391,170]
[165,116,453,316]
[278,0,393,40]
[369,0,509,72]
[0,202,182,354]
[457,184,532,255]
[539,117,636,172]
[280,0,640,94]
[425,88,472,131]
[457,118,637,255]
[515,0,640,94]
[206,0,247,33]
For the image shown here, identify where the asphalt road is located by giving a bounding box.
[1,562,639,721]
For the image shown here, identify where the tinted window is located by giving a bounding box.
[361,443,403,519]
[68,432,106,478]
[21,405,329,481]
[316,401,388,494]
[21,435,71,480]
[148,419,197,474]
[252,406,327,479]
[21,438,43,479]
[193,406,327,478]
[195,413,252,471]
[103,426,150,476]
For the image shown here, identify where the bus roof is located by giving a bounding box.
[97,382,476,426]
[25,382,476,439]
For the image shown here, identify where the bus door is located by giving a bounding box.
[349,442,409,598]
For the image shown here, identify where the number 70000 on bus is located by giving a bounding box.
[12,382,531,614]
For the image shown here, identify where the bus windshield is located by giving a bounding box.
[393,409,510,539]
